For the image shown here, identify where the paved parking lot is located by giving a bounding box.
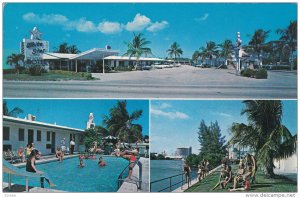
[4,66,297,99]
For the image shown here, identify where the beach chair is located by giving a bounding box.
[3,159,44,192]
[12,151,22,164]
[3,151,13,163]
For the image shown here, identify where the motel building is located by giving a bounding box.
[3,115,84,155]
[22,27,164,73]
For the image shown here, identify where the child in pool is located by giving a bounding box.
[79,154,85,168]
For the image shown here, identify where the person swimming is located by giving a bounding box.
[98,156,106,167]
[79,154,85,168]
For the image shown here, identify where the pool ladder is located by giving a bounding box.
[117,160,142,190]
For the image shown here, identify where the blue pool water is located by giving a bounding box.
[3,156,129,192]
[150,160,197,192]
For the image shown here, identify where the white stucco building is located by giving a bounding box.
[3,115,84,155]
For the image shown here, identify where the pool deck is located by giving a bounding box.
[172,165,222,192]
[117,157,149,192]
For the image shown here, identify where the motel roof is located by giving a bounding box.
[42,48,119,61]
[104,56,164,61]
[3,116,85,133]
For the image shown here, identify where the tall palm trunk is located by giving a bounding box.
[264,151,275,177]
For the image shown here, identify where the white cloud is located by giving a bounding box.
[65,18,97,32]
[98,21,122,34]
[147,21,168,32]
[22,12,68,25]
[22,12,168,34]
[125,13,151,31]
[151,109,189,120]
[195,13,209,22]
[211,112,233,118]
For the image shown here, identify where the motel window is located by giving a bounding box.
[47,131,51,141]
[18,128,25,141]
[3,127,10,141]
[37,130,41,141]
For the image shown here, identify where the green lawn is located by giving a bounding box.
[185,166,297,193]
[3,71,98,81]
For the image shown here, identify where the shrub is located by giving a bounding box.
[28,65,46,76]
[241,68,255,78]
[84,73,94,80]
[3,69,17,74]
[255,68,268,79]
[293,57,297,70]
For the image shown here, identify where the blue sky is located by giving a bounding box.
[150,100,297,155]
[4,99,149,135]
[3,3,297,68]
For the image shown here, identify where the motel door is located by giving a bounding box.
[28,129,34,145]
[51,132,56,153]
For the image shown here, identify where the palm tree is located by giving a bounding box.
[68,45,81,54]
[124,33,152,69]
[54,42,69,53]
[3,100,24,117]
[276,20,297,70]
[218,39,233,66]
[54,43,81,54]
[6,53,24,74]
[192,50,200,64]
[201,41,218,66]
[103,100,143,143]
[229,100,297,177]
[248,29,270,67]
[167,42,183,62]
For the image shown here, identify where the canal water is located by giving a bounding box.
[150,160,197,192]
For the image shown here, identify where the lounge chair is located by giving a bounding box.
[3,159,44,192]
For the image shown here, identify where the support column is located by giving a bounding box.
[103,59,105,74]
[75,60,78,73]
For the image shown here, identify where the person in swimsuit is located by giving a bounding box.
[18,146,26,162]
[220,165,232,189]
[26,150,55,188]
[25,144,32,159]
[55,147,64,163]
[117,148,139,179]
[183,162,191,185]
[98,156,106,166]
[79,154,85,168]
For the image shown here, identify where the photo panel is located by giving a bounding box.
[3,99,149,193]
[150,100,297,193]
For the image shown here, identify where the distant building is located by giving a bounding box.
[3,115,84,155]
[86,113,95,129]
[19,27,164,73]
[175,147,192,158]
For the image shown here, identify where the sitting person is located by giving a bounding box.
[212,162,229,190]
[220,165,233,189]
[98,156,106,166]
[232,164,252,190]
[89,141,103,154]
[55,147,64,163]
[25,144,32,159]
[79,154,85,168]
[26,149,55,188]
[18,146,26,162]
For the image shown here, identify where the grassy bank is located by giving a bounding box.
[3,70,98,81]
[185,166,297,193]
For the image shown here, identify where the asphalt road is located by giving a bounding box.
[3,67,297,99]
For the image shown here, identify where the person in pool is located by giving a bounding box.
[98,156,106,167]
[79,154,85,168]
[55,147,64,163]
[26,149,55,188]
[116,148,139,179]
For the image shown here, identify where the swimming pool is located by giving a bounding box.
[3,156,129,192]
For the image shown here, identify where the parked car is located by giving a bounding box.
[142,65,152,70]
